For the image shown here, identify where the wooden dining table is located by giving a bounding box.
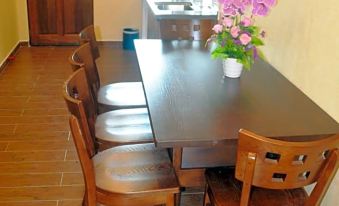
[134,39,339,187]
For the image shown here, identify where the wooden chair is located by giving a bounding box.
[79,25,100,60]
[69,42,146,111]
[63,67,153,150]
[204,129,339,206]
[69,114,180,206]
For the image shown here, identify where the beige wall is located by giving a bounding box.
[257,0,339,122]
[16,0,29,41]
[94,0,142,41]
[257,0,338,205]
[0,0,19,65]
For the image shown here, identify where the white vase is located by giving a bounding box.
[222,58,243,78]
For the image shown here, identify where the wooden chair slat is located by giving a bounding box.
[79,25,100,60]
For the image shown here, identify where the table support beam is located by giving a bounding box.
[173,147,205,187]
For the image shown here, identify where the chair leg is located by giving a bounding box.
[203,184,211,206]
[82,193,88,206]
[166,193,175,206]
[175,192,181,206]
[82,189,96,206]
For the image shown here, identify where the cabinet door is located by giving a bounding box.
[27,0,93,45]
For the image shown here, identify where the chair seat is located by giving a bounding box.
[206,167,308,206]
[94,143,179,194]
[97,82,146,109]
[95,108,153,146]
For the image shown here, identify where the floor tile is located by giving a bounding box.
[0,109,22,116]
[64,150,78,161]
[15,123,69,133]
[58,199,82,206]
[0,151,66,162]
[0,142,8,151]
[0,186,84,201]
[0,173,62,187]
[0,200,57,206]
[0,161,81,173]
[62,173,84,185]
[0,125,15,134]
[6,140,74,151]
[0,131,69,142]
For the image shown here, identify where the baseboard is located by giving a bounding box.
[0,41,28,73]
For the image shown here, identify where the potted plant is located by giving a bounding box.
[208,0,277,78]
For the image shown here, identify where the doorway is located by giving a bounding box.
[27,0,93,45]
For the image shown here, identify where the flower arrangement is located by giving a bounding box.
[208,0,277,70]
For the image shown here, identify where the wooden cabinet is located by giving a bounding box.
[159,19,215,41]
[27,0,93,45]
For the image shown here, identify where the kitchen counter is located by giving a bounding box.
[145,0,218,20]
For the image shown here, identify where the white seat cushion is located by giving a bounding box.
[95,108,153,144]
[97,82,146,107]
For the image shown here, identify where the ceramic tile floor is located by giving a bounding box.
[0,43,203,206]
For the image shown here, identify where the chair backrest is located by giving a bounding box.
[235,129,339,206]
[79,25,100,60]
[63,68,97,156]
[69,42,101,101]
[69,115,96,205]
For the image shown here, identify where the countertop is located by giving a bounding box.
[145,0,218,20]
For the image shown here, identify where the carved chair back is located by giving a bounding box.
[235,129,339,206]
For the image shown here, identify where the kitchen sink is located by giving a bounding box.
[155,1,193,11]
[145,0,218,40]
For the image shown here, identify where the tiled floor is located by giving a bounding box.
[0,44,203,206]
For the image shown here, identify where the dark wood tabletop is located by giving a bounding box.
[135,40,339,148]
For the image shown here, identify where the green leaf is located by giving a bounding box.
[244,26,259,35]
[251,37,264,46]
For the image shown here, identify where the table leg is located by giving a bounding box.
[172,147,205,187]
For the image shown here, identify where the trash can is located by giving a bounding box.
[122,28,139,50]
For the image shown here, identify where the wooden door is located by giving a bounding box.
[27,0,93,45]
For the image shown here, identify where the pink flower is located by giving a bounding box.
[212,24,223,33]
[239,33,252,45]
[219,0,253,14]
[242,0,253,5]
[230,26,240,38]
[232,0,246,12]
[252,3,269,16]
[223,17,233,27]
[259,0,277,7]
[241,17,252,27]
[218,0,233,7]
[223,4,237,16]
[252,0,277,16]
